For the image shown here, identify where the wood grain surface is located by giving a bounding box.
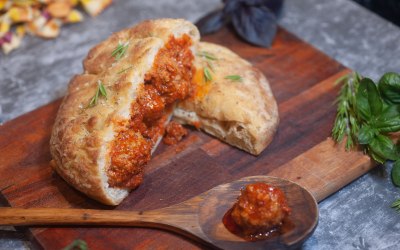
[0,176,318,250]
[0,27,374,249]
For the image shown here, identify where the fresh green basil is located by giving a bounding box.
[378,72,400,104]
[332,72,400,212]
[356,78,382,120]
[368,134,398,162]
[358,125,376,145]
[392,160,400,187]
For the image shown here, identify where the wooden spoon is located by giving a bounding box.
[0,176,318,249]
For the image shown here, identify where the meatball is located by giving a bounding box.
[231,182,291,235]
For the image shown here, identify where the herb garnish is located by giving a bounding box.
[198,51,216,82]
[196,0,283,47]
[332,72,361,150]
[332,72,400,211]
[197,51,217,61]
[88,80,107,108]
[204,67,212,82]
[111,41,129,61]
[63,239,88,250]
[225,75,243,82]
[117,65,133,74]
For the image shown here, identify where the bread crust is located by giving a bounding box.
[174,42,279,155]
[50,19,199,205]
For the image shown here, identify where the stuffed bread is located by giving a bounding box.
[174,42,279,155]
[50,19,200,205]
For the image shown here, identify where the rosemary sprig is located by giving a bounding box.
[332,72,361,150]
[111,41,129,61]
[117,65,133,74]
[225,75,243,82]
[88,80,107,108]
[204,67,212,82]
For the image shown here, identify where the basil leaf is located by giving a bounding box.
[223,0,240,14]
[378,72,400,104]
[365,78,383,116]
[263,0,284,16]
[369,134,398,162]
[392,160,400,187]
[232,5,277,47]
[358,125,376,145]
[374,105,400,133]
[196,10,226,35]
[356,78,382,120]
[356,80,371,120]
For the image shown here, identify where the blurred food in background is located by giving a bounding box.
[0,0,112,54]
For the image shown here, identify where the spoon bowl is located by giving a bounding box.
[0,176,318,249]
[197,176,318,249]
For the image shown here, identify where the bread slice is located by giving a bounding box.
[50,19,200,205]
[174,42,279,155]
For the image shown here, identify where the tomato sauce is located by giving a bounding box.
[108,35,195,188]
[223,183,292,241]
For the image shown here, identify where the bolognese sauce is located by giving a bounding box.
[223,183,291,241]
[108,34,195,188]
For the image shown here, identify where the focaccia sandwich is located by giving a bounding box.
[50,19,199,205]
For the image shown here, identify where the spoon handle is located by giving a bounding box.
[0,207,180,227]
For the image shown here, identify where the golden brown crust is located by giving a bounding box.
[50,19,199,205]
[174,42,279,155]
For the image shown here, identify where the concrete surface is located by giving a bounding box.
[1,0,400,249]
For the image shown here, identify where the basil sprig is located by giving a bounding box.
[332,72,400,210]
[196,0,284,47]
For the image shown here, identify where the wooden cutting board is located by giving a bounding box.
[0,27,374,249]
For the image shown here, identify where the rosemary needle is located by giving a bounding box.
[111,41,129,61]
[88,80,107,108]
[117,65,133,74]
[204,67,212,82]
[225,75,243,82]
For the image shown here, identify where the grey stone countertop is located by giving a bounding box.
[1,0,400,249]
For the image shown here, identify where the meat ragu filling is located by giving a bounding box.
[108,34,195,189]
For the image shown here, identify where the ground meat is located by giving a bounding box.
[163,121,188,145]
[230,182,291,235]
[108,34,194,188]
[108,130,151,188]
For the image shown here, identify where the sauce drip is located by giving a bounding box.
[223,208,295,241]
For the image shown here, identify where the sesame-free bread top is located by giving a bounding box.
[174,42,279,155]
